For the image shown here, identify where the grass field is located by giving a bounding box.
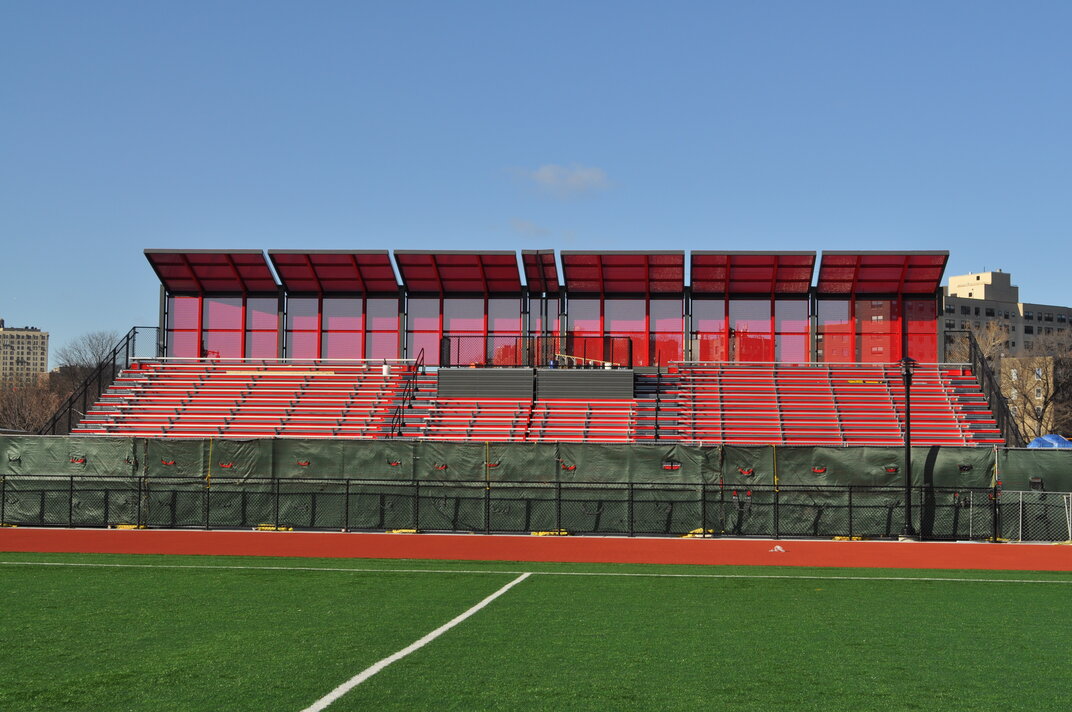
[1,552,1070,711]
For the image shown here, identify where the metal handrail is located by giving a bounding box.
[944,329,1024,447]
[389,348,425,437]
[38,326,159,435]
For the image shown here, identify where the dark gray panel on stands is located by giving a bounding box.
[437,369,535,399]
[536,369,634,400]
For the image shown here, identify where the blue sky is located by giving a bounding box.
[2,1,1071,363]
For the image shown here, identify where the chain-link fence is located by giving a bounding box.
[4,476,1068,541]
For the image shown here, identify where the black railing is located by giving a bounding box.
[388,348,425,437]
[3,476,1067,541]
[439,335,634,368]
[38,327,161,435]
[945,329,1024,447]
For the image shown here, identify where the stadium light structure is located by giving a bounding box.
[900,357,918,539]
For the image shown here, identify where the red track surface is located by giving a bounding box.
[2,528,1071,571]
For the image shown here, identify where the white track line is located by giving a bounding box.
[300,572,531,712]
[0,560,1069,584]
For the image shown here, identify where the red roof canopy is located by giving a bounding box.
[690,252,815,294]
[393,252,522,294]
[816,252,948,295]
[560,252,684,294]
[145,250,279,294]
[521,250,560,294]
[268,251,399,294]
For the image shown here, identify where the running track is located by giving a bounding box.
[2,528,1071,571]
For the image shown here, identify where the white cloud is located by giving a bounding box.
[522,164,610,197]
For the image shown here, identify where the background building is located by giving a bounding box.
[940,271,1072,438]
[941,270,1072,359]
[0,319,50,386]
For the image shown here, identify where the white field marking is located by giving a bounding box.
[0,560,1070,585]
[300,572,531,712]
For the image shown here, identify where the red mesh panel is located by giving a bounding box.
[246,298,278,330]
[287,331,319,359]
[407,332,440,364]
[905,332,937,362]
[654,334,683,363]
[365,298,399,330]
[408,298,439,330]
[245,331,278,359]
[905,299,937,331]
[167,296,200,329]
[859,333,895,362]
[366,332,399,360]
[286,298,320,331]
[322,298,362,331]
[818,333,853,362]
[203,331,243,358]
[775,300,809,332]
[736,333,773,362]
[322,331,362,359]
[696,334,727,361]
[776,334,809,363]
[489,298,522,331]
[166,331,199,358]
[444,298,484,331]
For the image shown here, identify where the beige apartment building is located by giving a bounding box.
[941,270,1072,359]
[0,320,50,386]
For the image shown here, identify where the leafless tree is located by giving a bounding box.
[945,321,1007,363]
[0,383,61,432]
[1001,332,1072,439]
[54,330,122,369]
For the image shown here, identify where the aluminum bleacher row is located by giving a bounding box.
[73,360,1004,445]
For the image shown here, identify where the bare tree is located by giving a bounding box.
[945,321,1008,363]
[54,330,122,369]
[1001,331,1072,439]
[0,383,61,432]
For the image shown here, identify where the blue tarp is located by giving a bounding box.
[1027,434,1072,448]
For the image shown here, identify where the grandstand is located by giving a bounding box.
[58,248,1007,447]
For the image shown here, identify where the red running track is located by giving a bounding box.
[2,528,1071,571]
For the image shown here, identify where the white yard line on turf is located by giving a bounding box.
[300,572,531,712]
[0,560,1070,584]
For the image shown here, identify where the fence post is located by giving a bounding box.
[484,481,491,535]
[992,484,1000,542]
[773,485,780,539]
[627,483,634,537]
[1018,491,1024,543]
[555,480,562,533]
[343,479,350,532]
[700,482,707,538]
[204,481,210,530]
[413,479,420,531]
[68,476,74,528]
[137,477,144,528]
[848,485,853,539]
[0,476,5,525]
[772,445,779,539]
[273,477,280,529]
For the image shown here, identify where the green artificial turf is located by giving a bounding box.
[0,552,1070,711]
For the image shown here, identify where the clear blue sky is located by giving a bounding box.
[2,1,1070,364]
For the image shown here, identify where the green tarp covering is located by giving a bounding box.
[0,437,1055,487]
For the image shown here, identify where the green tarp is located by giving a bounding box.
[0,436,1060,492]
